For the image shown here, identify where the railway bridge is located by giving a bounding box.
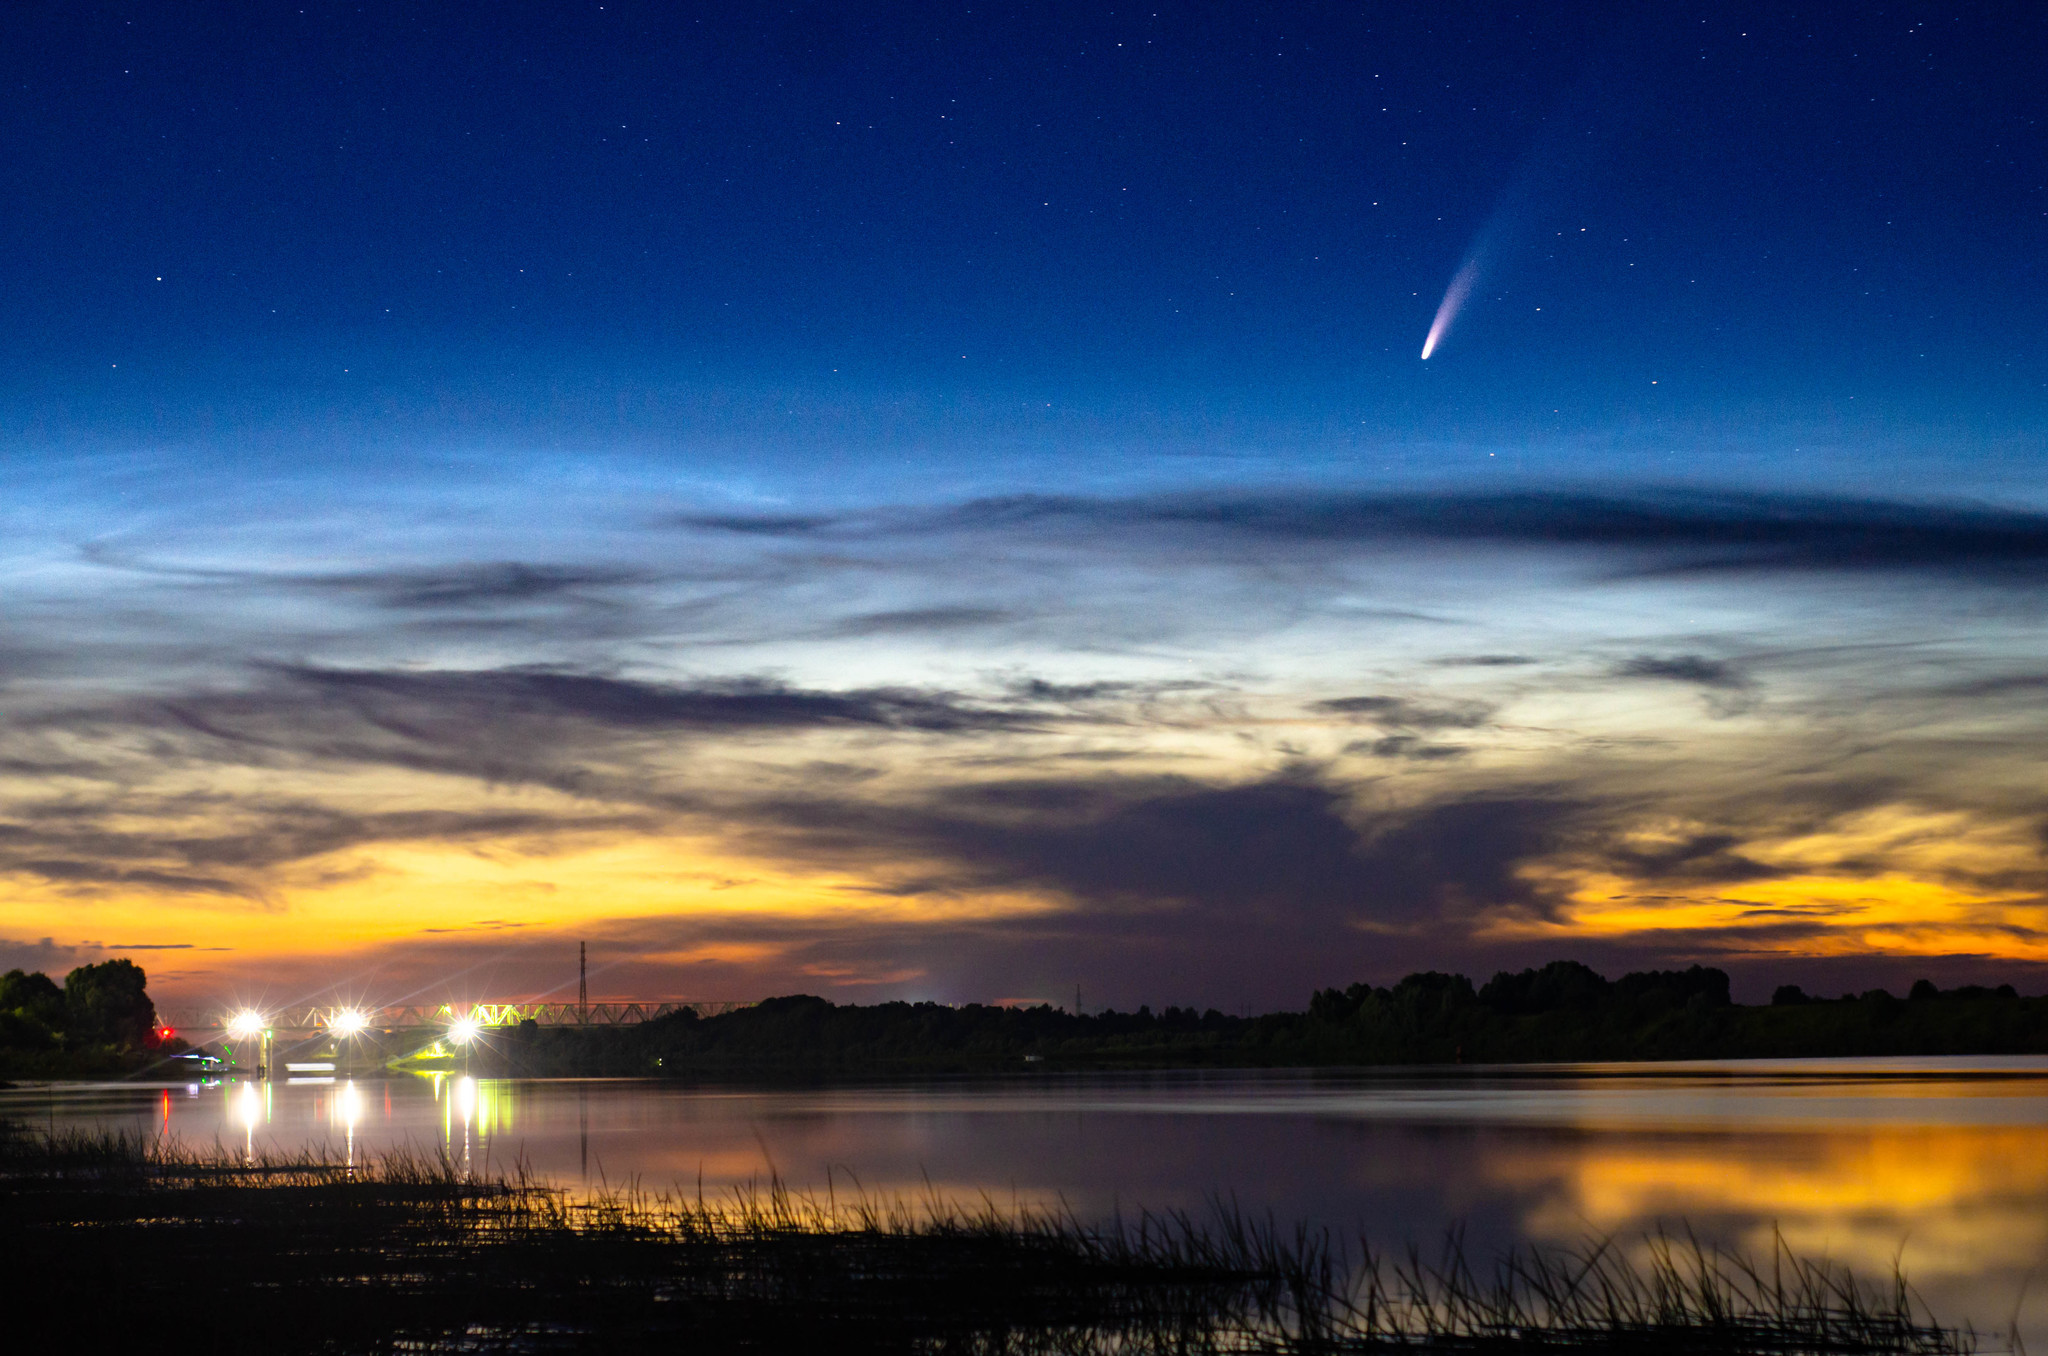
[164,999,754,1042]
[159,999,757,1077]
[160,944,754,1073]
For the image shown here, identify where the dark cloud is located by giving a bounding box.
[1346,736,1470,761]
[1614,654,1751,689]
[1006,678,1139,702]
[8,859,255,898]
[1729,903,1863,921]
[100,766,2048,1010]
[756,775,1575,929]
[0,804,649,897]
[0,669,1068,886]
[1313,695,1495,728]
[1116,490,2048,576]
[1002,677,1217,705]
[704,488,2048,580]
[31,477,2048,1012]
[134,669,1050,788]
[676,513,835,535]
[1595,832,1784,885]
[0,935,77,974]
[825,607,1013,637]
[921,779,1379,921]
[532,781,1587,1010]
[1347,795,1577,923]
[333,563,645,610]
[1938,672,2048,699]
[83,546,645,611]
[266,666,1047,736]
[160,807,638,870]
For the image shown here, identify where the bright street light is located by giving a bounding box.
[226,1010,266,1039]
[448,1016,482,1045]
[329,1008,369,1036]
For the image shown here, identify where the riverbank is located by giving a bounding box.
[22,957,2048,1082]
[464,968,2048,1079]
[0,1117,1975,1355]
[0,1044,191,1082]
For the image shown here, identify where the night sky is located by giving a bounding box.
[4,2,2047,1010]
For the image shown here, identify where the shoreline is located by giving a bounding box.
[18,1047,2048,1090]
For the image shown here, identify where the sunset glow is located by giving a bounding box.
[1,3,2044,1013]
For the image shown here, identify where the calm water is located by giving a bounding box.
[9,1058,2047,1343]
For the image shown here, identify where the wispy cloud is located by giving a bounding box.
[265,666,1052,735]
[1313,695,1496,728]
[1615,655,1751,689]
[692,487,2048,580]
[8,476,2048,1003]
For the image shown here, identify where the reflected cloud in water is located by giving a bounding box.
[12,1061,2048,1342]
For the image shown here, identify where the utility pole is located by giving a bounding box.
[579,941,588,1025]
[1075,982,1082,1016]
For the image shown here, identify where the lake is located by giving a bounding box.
[9,1057,2047,1344]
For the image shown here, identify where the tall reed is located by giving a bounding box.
[0,1119,1980,1354]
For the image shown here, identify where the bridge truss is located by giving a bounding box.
[166,1000,753,1035]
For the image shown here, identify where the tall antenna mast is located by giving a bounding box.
[579,941,588,1025]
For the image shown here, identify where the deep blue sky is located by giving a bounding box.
[8,3,2048,1008]
[5,1,2044,492]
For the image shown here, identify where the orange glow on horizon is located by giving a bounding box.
[13,732,2048,995]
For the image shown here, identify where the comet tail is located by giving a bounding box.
[1420,258,1481,360]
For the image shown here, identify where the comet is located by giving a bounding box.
[1420,257,1482,360]
[1415,68,1634,362]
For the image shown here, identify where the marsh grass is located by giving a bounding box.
[0,1119,1979,1354]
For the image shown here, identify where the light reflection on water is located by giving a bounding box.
[9,1058,2048,1342]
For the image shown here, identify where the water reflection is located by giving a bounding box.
[236,1079,264,1160]
[452,1074,473,1168]
[1490,1124,2048,1340]
[335,1080,362,1167]
[11,1061,2048,1342]
[429,1073,516,1172]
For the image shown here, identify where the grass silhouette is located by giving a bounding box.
[1,1118,1978,1354]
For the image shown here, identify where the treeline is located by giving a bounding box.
[0,960,175,1078]
[18,955,2048,1082]
[481,959,2048,1078]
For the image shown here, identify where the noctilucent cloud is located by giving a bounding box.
[2,2,2046,1009]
